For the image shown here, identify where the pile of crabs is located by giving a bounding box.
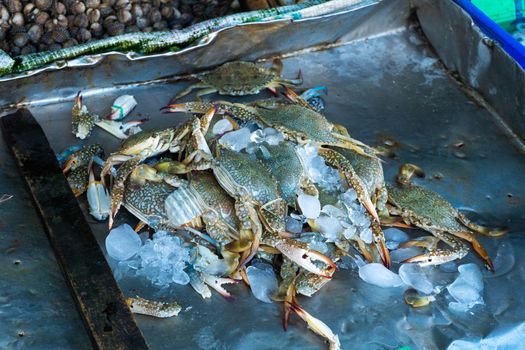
[60,59,506,349]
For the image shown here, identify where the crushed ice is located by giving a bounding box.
[219,127,252,151]
[295,143,342,191]
[312,189,373,244]
[250,127,285,146]
[219,126,284,154]
[119,231,191,287]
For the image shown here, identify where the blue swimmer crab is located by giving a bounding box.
[386,164,506,271]
[171,59,302,101]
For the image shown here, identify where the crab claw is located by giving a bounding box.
[201,274,238,300]
[75,91,82,107]
[161,102,214,114]
[86,165,110,221]
[286,301,341,350]
[62,156,78,173]
[276,241,336,278]
[108,186,124,229]
[283,283,297,331]
[71,188,84,197]
[281,85,312,110]
[402,249,458,266]
[397,163,425,186]
[377,239,391,269]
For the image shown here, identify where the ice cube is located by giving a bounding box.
[341,189,358,204]
[105,224,142,261]
[245,142,259,154]
[262,127,284,145]
[315,215,343,241]
[390,247,422,263]
[219,128,252,152]
[358,263,403,288]
[439,261,458,273]
[342,226,357,240]
[486,239,514,278]
[457,264,483,292]
[133,231,190,287]
[398,264,435,294]
[448,301,471,314]
[212,118,233,135]
[297,193,321,219]
[359,227,373,244]
[321,205,346,218]
[246,263,278,303]
[447,279,482,305]
[352,213,371,229]
[384,228,409,250]
[285,216,303,234]
[250,129,265,143]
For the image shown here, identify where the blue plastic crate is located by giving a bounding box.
[454,0,525,69]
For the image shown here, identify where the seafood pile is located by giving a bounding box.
[60,60,506,349]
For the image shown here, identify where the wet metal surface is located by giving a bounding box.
[1,110,147,349]
[0,0,524,349]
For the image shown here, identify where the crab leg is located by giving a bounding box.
[318,147,379,223]
[127,296,181,318]
[286,301,341,350]
[457,213,507,237]
[451,230,495,271]
[234,201,262,267]
[195,88,219,99]
[396,163,425,186]
[371,220,391,268]
[109,157,144,229]
[399,236,440,250]
[170,82,213,102]
[283,282,297,331]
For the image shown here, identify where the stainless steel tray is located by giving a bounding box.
[1,0,524,349]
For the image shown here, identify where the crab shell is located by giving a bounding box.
[386,184,468,233]
[213,146,286,233]
[259,142,315,207]
[197,61,282,96]
[123,179,175,230]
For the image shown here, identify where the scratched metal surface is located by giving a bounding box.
[1,0,525,349]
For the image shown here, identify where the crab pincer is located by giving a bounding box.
[286,301,341,350]
[201,274,238,300]
[276,240,337,279]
